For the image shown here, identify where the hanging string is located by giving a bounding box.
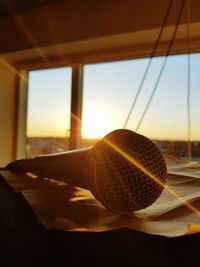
[123,0,174,128]
[187,0,192,159]
[135,0,186,132]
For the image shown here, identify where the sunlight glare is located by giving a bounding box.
[82,102,121,139]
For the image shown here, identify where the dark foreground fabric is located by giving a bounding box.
[0,173,200,267]
[0,175,56,266]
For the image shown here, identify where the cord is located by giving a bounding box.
[135,0,186,132]
[123,0,174,128]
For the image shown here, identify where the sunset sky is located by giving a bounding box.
[27,53,200,141]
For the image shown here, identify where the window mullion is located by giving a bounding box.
[69,63,83,149]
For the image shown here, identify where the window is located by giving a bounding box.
[82,54,200,158]
[27,67,72,157]
[25,53,200,159]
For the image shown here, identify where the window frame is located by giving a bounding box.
[13,22,200,158]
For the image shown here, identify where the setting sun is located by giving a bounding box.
[82,102,121,139]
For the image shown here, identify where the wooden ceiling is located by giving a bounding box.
[0,0,61,17]
[1,0,200,63]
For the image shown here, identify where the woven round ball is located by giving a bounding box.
[86,129,167,214]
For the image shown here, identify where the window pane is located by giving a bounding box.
[27,67,72,157]
[82,54,200,158]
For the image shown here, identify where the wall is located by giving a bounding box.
[0,0,199,55]
[0,60,17,166]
